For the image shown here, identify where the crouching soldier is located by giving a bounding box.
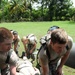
[21,34,37,63]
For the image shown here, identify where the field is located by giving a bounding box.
[0,21,75,75]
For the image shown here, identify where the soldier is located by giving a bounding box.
[38,28,73,75]
[21,34,37,63]
[10,30,20,56]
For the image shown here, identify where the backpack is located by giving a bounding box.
[40,34,50,45]
[27,34,37,43]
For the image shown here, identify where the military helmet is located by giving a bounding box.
[47,26,59,33]
[10,30,18,35]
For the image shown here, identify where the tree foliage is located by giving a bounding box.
[0,0,75,22]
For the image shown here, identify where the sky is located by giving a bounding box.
[33,0,75,9]
[71,0,75,7]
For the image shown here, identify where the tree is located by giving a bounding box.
[36,0,73,21]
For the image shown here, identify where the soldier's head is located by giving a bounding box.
[50,28,68,54]
[10,30,18,40]
[21,36,29,44]
[0,27,13,52]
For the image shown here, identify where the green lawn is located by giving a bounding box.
[0,21,75,75]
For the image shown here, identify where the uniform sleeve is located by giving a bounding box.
[9,50,19,66]
[18,35,20,42]
[67,36,73,51]
[38,47,48,65]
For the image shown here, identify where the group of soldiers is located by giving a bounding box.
[0,27,40,75]
[10,30,37,63]
[0,26,73,75]
[10,26,59,60]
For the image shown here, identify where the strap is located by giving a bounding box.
[36,43,46,67]
[36,43,47,69]
[46,47,50,60]
[5,49,12,63]
[36,45,44,63]
[66,45,69,51]
[5,54,10,63]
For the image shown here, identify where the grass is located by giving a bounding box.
[0,21,75,75]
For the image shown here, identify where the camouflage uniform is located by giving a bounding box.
[26,34,37,62]
[0,49,40,75]
[0,49,18,75]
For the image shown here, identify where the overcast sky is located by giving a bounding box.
[33,0,75,9]
[71,0,75,7]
